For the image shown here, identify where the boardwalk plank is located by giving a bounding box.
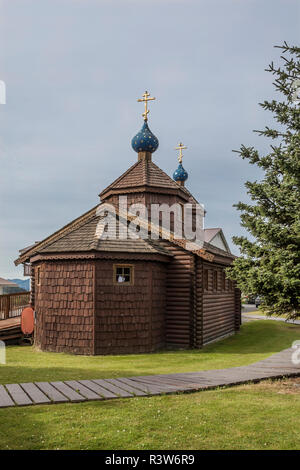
[0,385,15,407]
[137,376,193,390]
[50,381,85,402]
[65,381,102,400]
[79,380,117,399]
[116,377,163,395]
[128,376,167,391]
[145,375,202,389]
[5,384,32,406]
[106,378,148,396]
[35,382,69,403]
[20,383,51,404]
[133,375,188,388]
[131,377,185,393]
[92,379,133,398]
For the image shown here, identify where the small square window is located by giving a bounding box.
[114,265,134,285]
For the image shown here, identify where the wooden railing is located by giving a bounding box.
[0,292,30,320]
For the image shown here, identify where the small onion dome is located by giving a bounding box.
[131,121,159,153]
[173,163,188,182]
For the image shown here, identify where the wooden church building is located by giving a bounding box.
[15,92,241,355]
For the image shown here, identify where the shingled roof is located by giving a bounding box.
[100,158,192,200]
[15,206,173,265]
[15,199,236,266]
[39,213,171,256]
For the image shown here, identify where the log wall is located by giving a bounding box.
[160,241,194,347]
[201,262,237,345]
[195,257,204,348]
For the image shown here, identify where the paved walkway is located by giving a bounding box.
[0,347,299,408]
[242,314,300,324]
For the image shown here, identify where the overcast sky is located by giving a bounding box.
[0,0,299,279]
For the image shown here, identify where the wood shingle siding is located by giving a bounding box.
[34,260,94,354]
[94,260,166,355]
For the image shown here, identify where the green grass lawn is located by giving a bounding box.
[1,379,300,450]
[1,320,300,385]
[1,320,300,450]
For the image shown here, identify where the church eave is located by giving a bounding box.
[100,185,190,201]
[29,250,172,264]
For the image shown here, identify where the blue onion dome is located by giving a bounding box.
[173,163,188,182]
[131,121,159,153]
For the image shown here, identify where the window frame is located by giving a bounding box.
[23,263,31,277]
[36,266,41,286]
[113,264,134,286]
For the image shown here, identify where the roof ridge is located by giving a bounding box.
[149,160,180,188]
[100,160,141,197]
[42,214,100,252]
[148,161,198,202]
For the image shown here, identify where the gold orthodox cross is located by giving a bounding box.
[137,91,156,121]
[175,142,187,164]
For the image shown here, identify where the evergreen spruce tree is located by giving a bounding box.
[227,42,300,319]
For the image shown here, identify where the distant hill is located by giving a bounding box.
[8,279,30,291]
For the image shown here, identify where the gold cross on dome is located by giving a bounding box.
[175,142,187,164]
[137,91,156,121]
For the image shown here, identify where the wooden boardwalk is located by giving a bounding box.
[0,317,21,330]
[0,317,22,343]
[0,347,299,408]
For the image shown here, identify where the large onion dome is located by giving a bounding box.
[131,121,159,153]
